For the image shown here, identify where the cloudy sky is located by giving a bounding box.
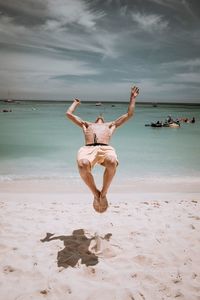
[0,0,200,102]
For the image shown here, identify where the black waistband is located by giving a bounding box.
[86,143,109,146]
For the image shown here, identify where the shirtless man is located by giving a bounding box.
[66,86,139,213]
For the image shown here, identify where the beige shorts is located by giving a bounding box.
[77,145,118,169]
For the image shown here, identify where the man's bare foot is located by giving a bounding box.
[93,191,101,213]
[99,194,108,213]
[93,191,108,213]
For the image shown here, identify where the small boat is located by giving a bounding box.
[151,122,162,128]
[145,123,162,127]
[95,102,102,106]
[145,121,163,127]
[4,99,15,103]
[4,90,15,103]
[169,122,180,128]
[1,109,12,113]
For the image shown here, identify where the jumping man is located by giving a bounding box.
[66,86,139,213]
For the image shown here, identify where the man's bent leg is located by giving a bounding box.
[101,155,117,197]
[78,159,100,197]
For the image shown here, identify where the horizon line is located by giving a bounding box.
[1,99,200,105]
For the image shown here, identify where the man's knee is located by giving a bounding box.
[78,159,91,171]
[104,155,117,168]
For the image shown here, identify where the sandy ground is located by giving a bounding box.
[0,179,200,300]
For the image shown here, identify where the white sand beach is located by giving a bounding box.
[0,179,200,300]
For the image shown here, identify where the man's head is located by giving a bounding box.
[95,115,105,123]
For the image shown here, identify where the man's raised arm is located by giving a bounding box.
[66,98,86,128]
[113,86,139,128]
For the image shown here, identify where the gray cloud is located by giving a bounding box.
[0,0,200,102]
[131,12,168,32]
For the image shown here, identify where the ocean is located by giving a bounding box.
[0,101,200,182]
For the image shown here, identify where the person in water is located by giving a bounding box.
[66,86,139,213]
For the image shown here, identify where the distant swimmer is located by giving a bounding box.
[167,115,173,123]
[178,117,196,123]
[178,117,188,123]
[190,117,195,123]
[66,86,139,213]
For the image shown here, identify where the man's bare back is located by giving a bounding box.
[66,86,139,213]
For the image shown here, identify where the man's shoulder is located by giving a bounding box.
[108,121,116,127]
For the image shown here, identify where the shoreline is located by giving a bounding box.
[0,176,200,193]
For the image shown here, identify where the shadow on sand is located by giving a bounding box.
[41,229,112,268]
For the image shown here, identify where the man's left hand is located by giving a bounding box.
[131,86,139,99]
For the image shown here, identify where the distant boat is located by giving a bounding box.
[95,102,102,106]
[152,103,157,107]
[4,99,15,103]
[4,91,15,103]
[0,109,12,113]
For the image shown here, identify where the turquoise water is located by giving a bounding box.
[0,101,200,180]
